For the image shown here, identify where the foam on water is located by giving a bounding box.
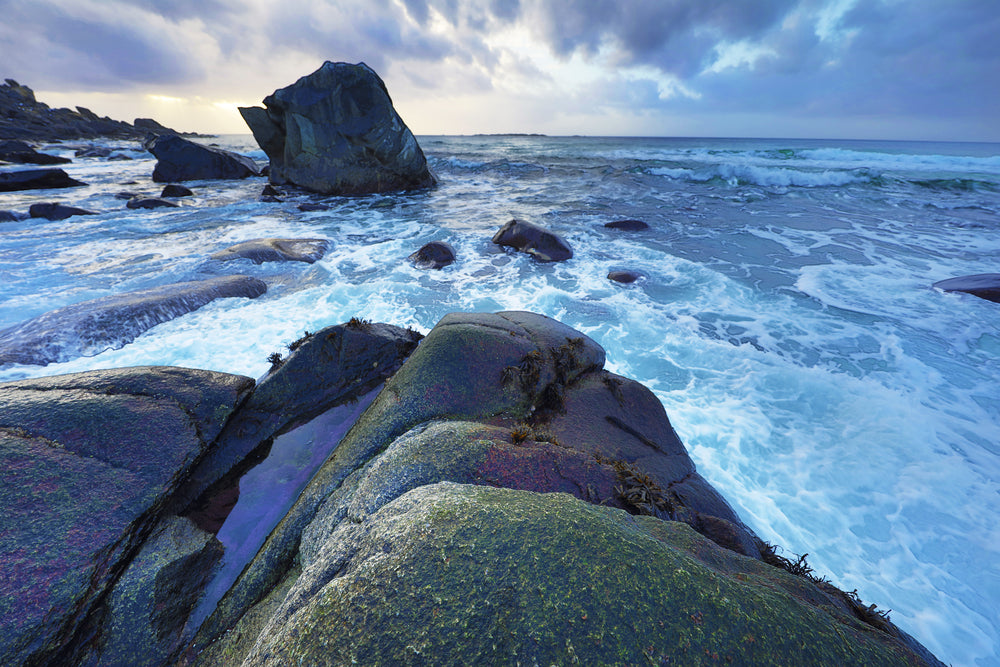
[1,135,998,665]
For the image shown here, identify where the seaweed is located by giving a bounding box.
[287,330,313,352]
[266,351,284,371]
[346,317,372,330]
[501,349,543,395]
[598,456,679,521]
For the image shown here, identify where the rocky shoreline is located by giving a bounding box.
[0,311,944,666]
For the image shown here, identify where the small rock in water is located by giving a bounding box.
[74,145,112,158]
[28,202,97,220]
[0,210,24,222]
[298,202,330,212]
[605,219,649,231]
[0,168,85,192]
[933,274,1000,304]
[408,241,456,269]
[126,197,179,210]
[608,270,642,284]
[161,183,194,197]
[211,238,331,264]
[0,139,71,164]
[492,218,573,262]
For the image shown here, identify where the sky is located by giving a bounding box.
[1,0,997,142]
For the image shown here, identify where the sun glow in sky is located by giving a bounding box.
[1,0,997,141]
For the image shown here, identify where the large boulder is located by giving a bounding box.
[933,273,1000,303]
[28,202,97,220]
[0,167,85,191]
[239,61,436,195]
[0,366,254,666]
[0,275,267,366]
[146,134,260,183]
[493,218,574,262]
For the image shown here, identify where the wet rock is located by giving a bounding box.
[608,269,642,284]
[0,210,23,222]
[492,218,574,262]
[161,183,194,197]
[0,275,267,366]
[242,482,937,667]
[298,202,330,212]
[239,61,435,195]
[605,218,650,231]
[0,167,85,192]
[210,238,331,264]
[74,145,112,158]
[408,240,455,269]
[28,202,97,220]
[0,139,71,164]
[933,273,1000,303]
[126,196,180,210]
[146,134,260,183]
[0,366,253,667]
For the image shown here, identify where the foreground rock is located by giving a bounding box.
[608,269,642,284]
[0,276,267,366]
[146,134,259,183]
[188,311,939,666]
[0,167,85,191]
[0,367,254,666]
[0,78,183,141]
[239,61,435,195]
[210,238,330,264]
[493,218,574,261]
[0,311,942,667]
[933,273,1000,303]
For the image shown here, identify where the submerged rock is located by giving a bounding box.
[608,269,642,284]
[933,273,1000,303]
[126,196,179,210]
[210,238,331,264]
[0,275,267,366]
[239,61,435,195]
[146,134,259,183]
[408,240,456,269]
[28,202,97,220]
[161,183,194,198]
[0,366,253,666]
[492,218,574,262]
[0,167,85,191]
[605,218,650,231]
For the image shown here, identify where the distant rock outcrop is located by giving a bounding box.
[0,78,185,141]
[145,134,260,182]
[239,61,436,195]
[0,275,267,366]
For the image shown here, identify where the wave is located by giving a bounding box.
[647,163,876,188]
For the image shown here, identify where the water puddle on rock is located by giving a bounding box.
[187,385,382,633]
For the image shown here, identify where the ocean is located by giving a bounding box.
[1,134,998,665]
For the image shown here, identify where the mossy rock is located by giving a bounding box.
[244,483,929,667]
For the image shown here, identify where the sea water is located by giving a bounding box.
[1,134,998,665]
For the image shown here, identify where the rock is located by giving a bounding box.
[28,202,97,220]
[0,167,85,192]
[0,210,23,222]
[115,190,141,200]
[145,134,260,183]
[241,482,937,667]
[0,139,71,164]
[408,240,455,269]
[608,269,642,284]
[605,218,650,231]
[297,202,330,212]
[126,196,180,210]
[239,61,436,195]
[161,183,194,197]
[933,273,1000,303]
[0,366,253,666]
[492,218,574,262]
[261,184,282,197]
[0,79,176,142]
[0,275,267,366]
[210,238,331,264]
[133,117,181,135]
[74,145,112,158]
[108,153,133,161]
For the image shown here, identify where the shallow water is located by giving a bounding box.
[1,134,998,665]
